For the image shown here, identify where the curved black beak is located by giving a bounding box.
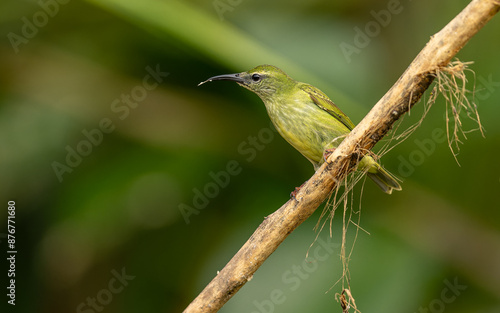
[198,73,245,86]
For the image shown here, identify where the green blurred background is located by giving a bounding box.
[1,0,499,312]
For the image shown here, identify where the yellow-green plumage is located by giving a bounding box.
[199,65,401,194]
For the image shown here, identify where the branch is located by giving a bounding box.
[183,1,500,312]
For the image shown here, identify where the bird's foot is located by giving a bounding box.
[323,148,336,162]
[290,182,306,199]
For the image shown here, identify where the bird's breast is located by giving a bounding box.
[265,99,349,166]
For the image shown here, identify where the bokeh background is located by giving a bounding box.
[1,0,499,312]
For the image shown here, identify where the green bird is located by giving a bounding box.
[199,65,401,194]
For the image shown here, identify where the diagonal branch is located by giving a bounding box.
[183,1,500,312]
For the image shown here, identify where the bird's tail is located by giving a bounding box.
[367,164,402,194]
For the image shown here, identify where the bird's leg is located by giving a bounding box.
[323,148,336,163]
[291,148,336,199]
[290,182,306,199]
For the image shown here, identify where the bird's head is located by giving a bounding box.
[198,65,295,101]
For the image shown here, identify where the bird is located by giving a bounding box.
[199,64,401,194]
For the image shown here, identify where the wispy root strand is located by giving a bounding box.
[429,59,484,164]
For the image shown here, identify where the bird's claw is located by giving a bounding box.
[323,148,336,162]
[290,182,306,199]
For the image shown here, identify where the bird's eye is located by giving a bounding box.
[251,74,261,82]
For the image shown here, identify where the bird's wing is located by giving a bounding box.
[300,84,355,131]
